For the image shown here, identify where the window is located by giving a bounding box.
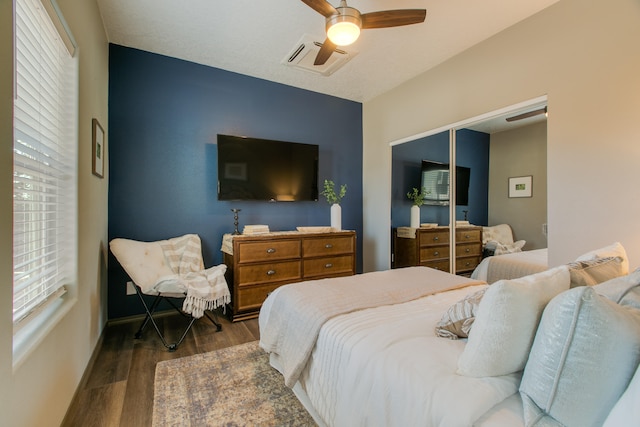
[13,0,77,332]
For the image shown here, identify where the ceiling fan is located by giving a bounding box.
[301,0,427,65]
[505,107,547,122]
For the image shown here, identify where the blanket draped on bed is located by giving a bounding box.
[259,267,484,387]
[157,234,230,318]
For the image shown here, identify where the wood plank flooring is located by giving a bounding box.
[62,310,260,427]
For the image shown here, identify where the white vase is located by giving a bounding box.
[410,205,420,228]
[331,203,342,231]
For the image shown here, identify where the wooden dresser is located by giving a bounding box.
[222,230,356,321]
[393,226,482,276]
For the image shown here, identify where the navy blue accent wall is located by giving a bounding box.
[391,129,489,228]
[108,44,363,319]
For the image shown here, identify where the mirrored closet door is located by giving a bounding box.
[391,98,548,275]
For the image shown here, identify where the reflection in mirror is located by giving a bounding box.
[391,130,489,229]
[390,100,548,275]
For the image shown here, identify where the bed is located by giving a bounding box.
[259,267,524,426]
[471,248,548,284]
[259,242,640,427]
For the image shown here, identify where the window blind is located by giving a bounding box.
[13,0,77,328]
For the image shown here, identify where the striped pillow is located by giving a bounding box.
[435,288,487,339]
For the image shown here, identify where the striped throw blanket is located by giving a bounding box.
[159,234,230,318]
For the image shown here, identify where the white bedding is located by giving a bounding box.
[259,267,482,387]
[259,268,524,426]
[471,248,548,284]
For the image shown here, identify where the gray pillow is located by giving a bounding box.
[519,287,640,427]
[566,256,624,288]
[594,268,640,310]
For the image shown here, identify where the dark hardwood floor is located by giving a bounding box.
[62,310,260,427]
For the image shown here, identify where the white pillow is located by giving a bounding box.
[457,266,570,377]
[604,363,640,427]
[519,286,640,426]
[575,241,629,275]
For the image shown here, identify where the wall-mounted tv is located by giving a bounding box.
[217,134,319,201]
[421,160,470,206]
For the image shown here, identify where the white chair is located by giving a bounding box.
[482,224,526,257]
[110,234,230,351]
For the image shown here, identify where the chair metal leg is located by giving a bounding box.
[132,284,221,351]
[204,309,223,332]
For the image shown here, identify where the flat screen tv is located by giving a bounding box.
[421,160,470,206]
[217,134,319,201]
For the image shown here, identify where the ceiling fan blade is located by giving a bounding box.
[505,107,547,122]
[361,9,426,29]
[314,38,337,65]
[301,0,338,18]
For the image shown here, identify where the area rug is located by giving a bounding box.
[153,341,316,426]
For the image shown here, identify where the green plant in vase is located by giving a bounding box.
[407,187,428,228]
[321,179,347,231]
[321,179,347,205]
[407,187,427,206]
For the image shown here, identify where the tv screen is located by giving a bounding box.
[217,134,319,201]
[421,160,470,206]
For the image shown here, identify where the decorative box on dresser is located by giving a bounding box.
[222,230,356,321]
[393,226,482,276]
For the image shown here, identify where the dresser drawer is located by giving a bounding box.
[236,240,301,263]
[236,283,282,312]
[456,228,482,243]
[304,255,354,279]
[419,246,449,261]
[303,236,354,257]
[237,260,301,286]
[419,230,450,246]
[421,259,450,271]
[456,256,481,272]
[456,243,482,257]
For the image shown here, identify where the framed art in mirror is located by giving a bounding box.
[509,175,532,198]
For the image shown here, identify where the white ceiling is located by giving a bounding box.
[96,0,560,103]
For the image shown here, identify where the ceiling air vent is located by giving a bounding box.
[282,34,357,76]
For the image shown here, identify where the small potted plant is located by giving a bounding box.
[321,179,347,230]
[407,187,427,228]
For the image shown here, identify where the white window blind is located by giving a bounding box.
[13,0,77,329]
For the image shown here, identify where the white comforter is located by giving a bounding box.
[259,267,482,387]
[260,268,522,426]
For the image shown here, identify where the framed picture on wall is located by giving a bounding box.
[92,118,105,178]
[509,175,532,198]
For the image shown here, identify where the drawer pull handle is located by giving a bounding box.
[266,248,276,254]
[433,251,439,256]
[266,270,276,276]
[465,234,471,239]
[325,263,333,268]
[325,244,333,248]
[465,248,470,253]
[433,236,439,241]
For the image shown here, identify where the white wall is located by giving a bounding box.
[0,1,110,425]
[363,0,640,272]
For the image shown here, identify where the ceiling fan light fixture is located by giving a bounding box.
[326,8,361,46]
[327,20,360,45]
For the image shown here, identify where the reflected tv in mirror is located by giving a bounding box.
[421,160,470,206]
[217,134,319,201]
